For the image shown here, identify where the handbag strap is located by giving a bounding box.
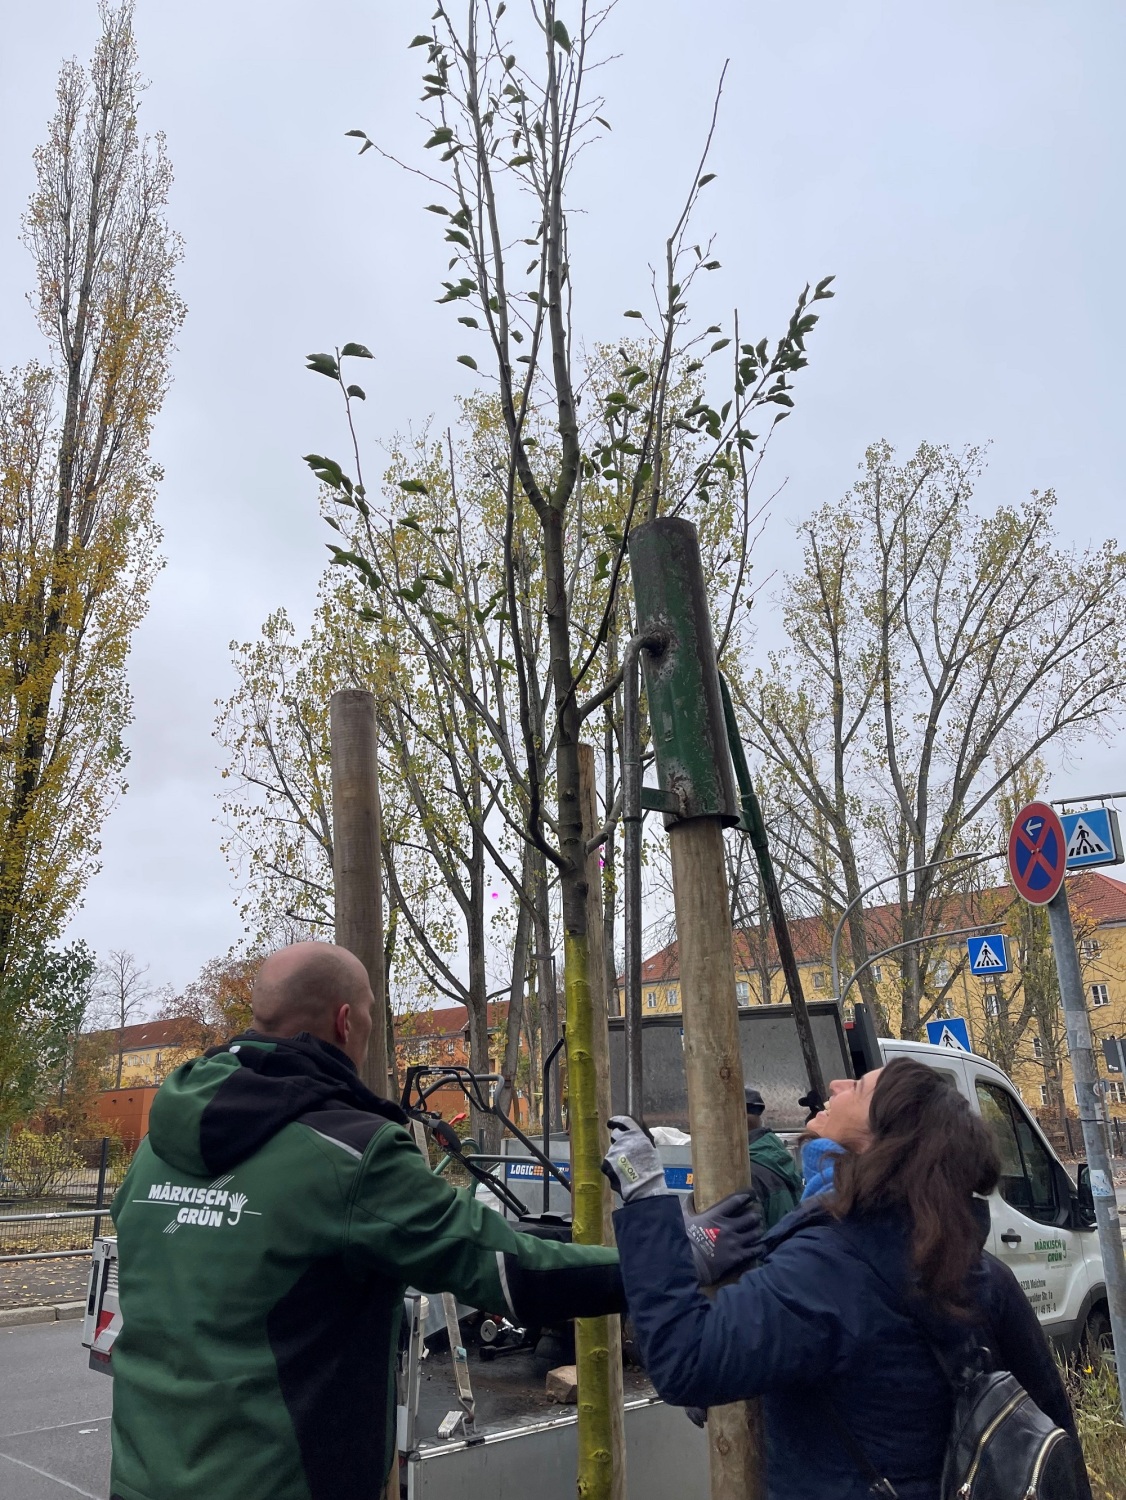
[825,1404,900,1499]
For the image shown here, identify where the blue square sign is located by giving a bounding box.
[1061,807,1124,869]
[926,1017,972,1052]
[966,933,1010,977]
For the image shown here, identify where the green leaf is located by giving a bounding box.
[345,129,368,139]
[409,34,432,47]
[425,127,454,149]
[553,19,571,51]
[698,172,716,187]
[425,203,450,215]
[340,342,373,359]
[457,354,478,370]
[510,154,533,167]
[458,316,479,328]
[596,115,611,130]
[710,338,730,353]
[345,384,366,400]
[305,352,339,379]
[399,479,430,496]
[303,453,345,488]
[703,260,721,270]
[445,229,471,249]
[624,309,643,319]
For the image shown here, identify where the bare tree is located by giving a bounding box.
[93,949,155,1088]
[741,442,1126,1038]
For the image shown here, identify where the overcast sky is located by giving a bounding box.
[1,2,1124,993]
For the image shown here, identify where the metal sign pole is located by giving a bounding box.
[1044,883,1126,1418]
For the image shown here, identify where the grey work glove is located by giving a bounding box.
[681,1190,763,1286]
[601,1116,669,1203]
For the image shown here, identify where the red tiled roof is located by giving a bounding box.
[629,872,1126,984]
[86,1017,198,1051]
[395,1001,510,1042]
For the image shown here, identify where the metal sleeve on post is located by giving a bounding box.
[628,519,740,827]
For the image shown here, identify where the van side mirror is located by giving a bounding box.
[1075,1163,1097,1228]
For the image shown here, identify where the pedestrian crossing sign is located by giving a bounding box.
[1060,807,1123,870]
[925,1016,972,1052]
[966,933,1010,976]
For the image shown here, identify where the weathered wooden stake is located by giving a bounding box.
[329,688,388,1096]
[670,816,763,1499]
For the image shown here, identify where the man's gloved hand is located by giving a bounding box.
[601,1116,668,1203]
[681,1190,763,1286]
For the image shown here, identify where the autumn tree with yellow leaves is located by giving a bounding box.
[0,1,182,998]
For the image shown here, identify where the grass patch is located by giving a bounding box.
[1068,1360,1125,1500]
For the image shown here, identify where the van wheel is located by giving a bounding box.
[1082,1306,1117,1374]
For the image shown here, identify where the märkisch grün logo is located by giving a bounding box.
[134,1175,263,1234]
[1033,1236,1066,1264]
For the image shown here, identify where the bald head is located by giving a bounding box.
[251,942,374,1068]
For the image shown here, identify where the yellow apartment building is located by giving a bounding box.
[625,870,1126,1124]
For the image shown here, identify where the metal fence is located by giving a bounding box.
[0,1134,139,1261]
[1036,1114,1126,1162]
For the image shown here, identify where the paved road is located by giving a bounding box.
[0,1320,110,1498]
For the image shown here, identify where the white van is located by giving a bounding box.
[879,1037,1111,1363]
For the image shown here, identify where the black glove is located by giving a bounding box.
[681,1189,763,1286]
[685,1406,707,1429]
[601,1116,668,1203]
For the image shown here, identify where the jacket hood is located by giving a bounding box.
[147,1032,406,1177]
[747,1126,803,1193]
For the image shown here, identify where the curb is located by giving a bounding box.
[0,1300,85,1328]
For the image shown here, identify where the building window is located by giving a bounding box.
[812,971,827,993]
[735,981,750,1007]
[933,960,950,984]
[984,993,1000,1018]
[870,965,883,984]
[645,990,657,1010]
[1082,938,1102,960]
[1090,984,1110,1008]
[1105,1080,1126,1105]
[1039,1085,1049,1106]
[446,1041,455,1055]
[666,988,677,1009]
[1032,1036,1043,1060]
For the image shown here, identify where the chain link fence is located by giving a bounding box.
[0,1131,139,1260]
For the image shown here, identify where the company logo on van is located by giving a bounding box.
[1033,1236,1066,1264]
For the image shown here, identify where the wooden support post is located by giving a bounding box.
[669,816,764,1500]
[329,689,388,1096]
[579,744,628,1500]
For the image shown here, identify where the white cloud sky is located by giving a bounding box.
[1,1,1123,991]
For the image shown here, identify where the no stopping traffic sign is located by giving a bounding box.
[1008,801,1067,905]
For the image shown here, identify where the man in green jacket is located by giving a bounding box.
[745,1086,802,1228]
[110,942,623,1500]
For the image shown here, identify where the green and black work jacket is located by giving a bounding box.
[109,1032,622,1500]
[747,1124,803,1228]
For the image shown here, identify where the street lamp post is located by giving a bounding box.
[829,851,996,1001]
[837,925,1003,1008]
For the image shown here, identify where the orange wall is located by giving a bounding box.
[97,1086,158,1142]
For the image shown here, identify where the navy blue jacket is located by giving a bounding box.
[615,1196,1077,1500]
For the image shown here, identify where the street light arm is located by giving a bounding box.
[830,850,997,1000]
[838,925,1000,1008]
